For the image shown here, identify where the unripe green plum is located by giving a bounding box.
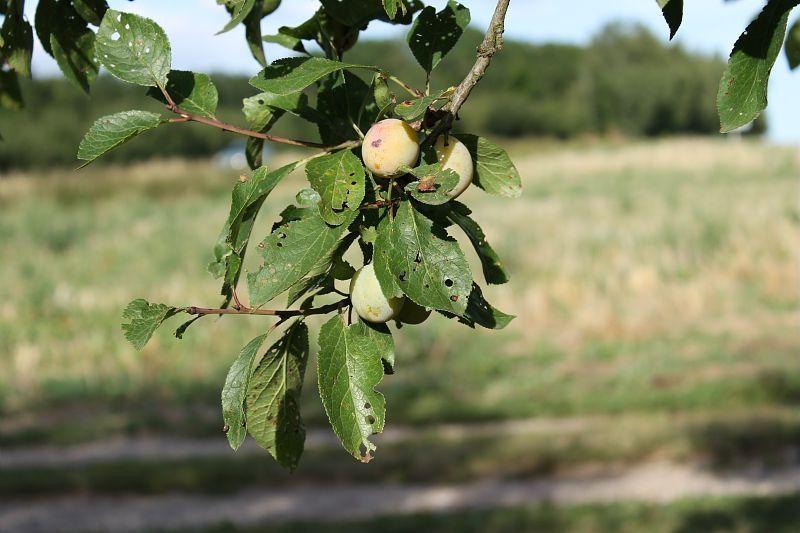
[349,263,405,323]
[434,136,474,199]
[362,119,420,178]
[396,299,431,325]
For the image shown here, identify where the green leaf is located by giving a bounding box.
[322,0,417,26]
[246,320,310,470]
[446,201,508,284]
[249,57,369,95]
[247,209,352,306]
[1,8,33,77]
[655,0,683,40]
[407,0,470,73]
[306,150,366,226]
[34,0,88,56]
[359,319,395,374]
[373,214,404,299]
[786,19,800,69]
[404,162,459,205]
[383,0,400,19]
[316,70,372,144]
[121,298,182,350]
[218,0,257,34]
[50,30,99,93]
[717,0,797,133]
[147,70,218,119]
[209,163,299,305]
[441,283,514,330]
[221,333,268,451]
[0,70,23,109]
[243,0,267,67]
[453,134,522,198]
[388,201,472,314]
[317,314,386,461]
[77,110,163,165]
[242,91,315,131]
[73,0,108,26]
[394,93,438,121]
[96,9,171,87]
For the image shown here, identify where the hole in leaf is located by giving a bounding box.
[111,31,121,41]
[276,242,283,248]
[364,402,371,409]
[366,415,376,425]
[444,278,453,287]
[398,271,406,282]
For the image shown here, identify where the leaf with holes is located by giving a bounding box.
[317,314,386,461]
[246,320,310,470]
[221,333,268,451]
[785,19,800,69]
[446,201,508,284]
[78,110,163,165]
[121,299,182,350]
[453,134,522,198]
[407,0,470,73]
[388,201,471,314]
[306,150,366,226]
[655,0,683,40]
[247,209,353,307]
[404,162,459,205]
[209,163,299,305]
[717,0,796,133]
[250,57,370,96]
[439,283,514,330]
[96,9,171,87]
[147,70,218,119]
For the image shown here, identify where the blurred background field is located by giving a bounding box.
[1,137,799,531]
[1,11,800,532]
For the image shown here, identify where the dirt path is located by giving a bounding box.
[1,461,798,532]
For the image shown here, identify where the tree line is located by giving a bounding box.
[0,23,749,170]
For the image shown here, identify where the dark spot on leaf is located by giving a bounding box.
[364,402,371,409]
[450,295,459,302]
[398,271,407,282]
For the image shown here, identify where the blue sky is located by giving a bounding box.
[26,0,800,143]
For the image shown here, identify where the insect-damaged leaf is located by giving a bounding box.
[96,9,171,87]
[247,209,353,306]
[209,163,299,306]
[317,315,386,461]
[407,0,470,73]
[386,202,472,314]
[306,149,366,226]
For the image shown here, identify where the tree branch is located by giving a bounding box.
[186,298,349,318]
[159,86,358,151]
[427,0,511,142]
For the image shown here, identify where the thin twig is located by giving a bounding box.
[186,299,350,318]
[159,86,357,151]
[385,73,423,97]
[426,0,511,143]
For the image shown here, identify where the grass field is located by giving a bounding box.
[1,137,798,529]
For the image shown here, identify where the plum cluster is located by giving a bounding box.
[350,119,474,325]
